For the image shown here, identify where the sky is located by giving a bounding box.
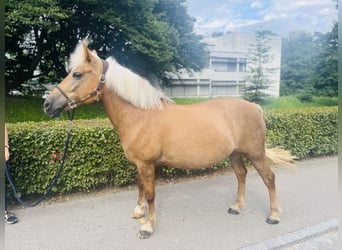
[186,0,337,36]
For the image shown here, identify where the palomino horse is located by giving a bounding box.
[44,41,295,239]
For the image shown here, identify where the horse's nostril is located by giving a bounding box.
[44,100,50,110]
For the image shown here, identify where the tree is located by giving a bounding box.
[5,0,207,95]
[312,22,338,96]
[280,31,319,96]
[5,0,70,94]
[280,0,338,98]
[243,30,276,104]
[280,23,338,98]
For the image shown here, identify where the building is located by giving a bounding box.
[162,32,282,98]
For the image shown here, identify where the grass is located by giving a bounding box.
[262,96,338,110]
[310,96,338,107]
[5,96,107,123]
[262,96,304,110]
[5,95,338,123]
[173,97,211,105]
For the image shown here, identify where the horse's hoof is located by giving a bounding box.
[138,230,153,239]
[138,222,154,239]
[228,208,240,215]
[266,218,280,225]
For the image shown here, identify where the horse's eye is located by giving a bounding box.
[72,72,83,79]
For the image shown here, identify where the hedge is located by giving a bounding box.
[5,120,134,203]
[265,107,338,158]
[6,107,337,201]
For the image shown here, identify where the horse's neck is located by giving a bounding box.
[100,86,145,139]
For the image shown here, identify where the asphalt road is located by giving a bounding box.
[5,157,338,250]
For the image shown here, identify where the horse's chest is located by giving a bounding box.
[121,128,162,163]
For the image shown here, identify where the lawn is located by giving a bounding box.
[5,96,107,123]
[5,96,338,123]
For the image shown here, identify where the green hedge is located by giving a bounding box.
[6,107,337,201]
[265,107,338,158]
[6,120,136,200]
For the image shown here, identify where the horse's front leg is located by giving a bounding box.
[136,163,156,239]
[132,174,146,219]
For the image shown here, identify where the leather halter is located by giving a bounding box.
[56,59,109,110]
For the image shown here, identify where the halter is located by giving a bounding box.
[56,59,109,110]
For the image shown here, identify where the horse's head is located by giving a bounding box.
[44,41,108,118]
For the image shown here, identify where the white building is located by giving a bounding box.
[163,32,282,98]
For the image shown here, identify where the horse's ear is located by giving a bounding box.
[82,42,91,62]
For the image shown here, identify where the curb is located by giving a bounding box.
[241,218,338,250]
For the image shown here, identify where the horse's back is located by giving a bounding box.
[171,98,262,116]
[168,98,264,133]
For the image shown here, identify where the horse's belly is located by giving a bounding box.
[158,151,227,169]
[158,133,233,170]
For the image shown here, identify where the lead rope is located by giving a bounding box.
[5,110,75,207]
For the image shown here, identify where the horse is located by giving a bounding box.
[44,40,295,239]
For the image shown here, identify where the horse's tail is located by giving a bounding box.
[265,147,297,173]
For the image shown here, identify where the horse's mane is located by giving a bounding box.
[105,58,173,109]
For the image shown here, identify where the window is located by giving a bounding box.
[238,58,247,72]
[211,86,238,95]
[211,58,237,72]
[211,61,227,71]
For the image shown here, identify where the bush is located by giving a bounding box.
[265,107,337,158]
[297,91,313,103]
[6,120,136,201]
[6,107,337,201]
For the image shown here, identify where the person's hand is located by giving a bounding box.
[5,145,9,161]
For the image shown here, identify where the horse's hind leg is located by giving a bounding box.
[251,157,281,224]
[228,153,247,215]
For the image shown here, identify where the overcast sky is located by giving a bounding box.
[186,0,337,36]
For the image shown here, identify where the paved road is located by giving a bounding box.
[5,157,338,249]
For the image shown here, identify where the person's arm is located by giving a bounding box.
[5,125,9,161]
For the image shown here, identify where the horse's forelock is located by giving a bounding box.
[68,40,95,71]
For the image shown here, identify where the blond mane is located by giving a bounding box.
[105,57,173,109]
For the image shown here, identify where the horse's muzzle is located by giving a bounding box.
[44,98,67,118]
